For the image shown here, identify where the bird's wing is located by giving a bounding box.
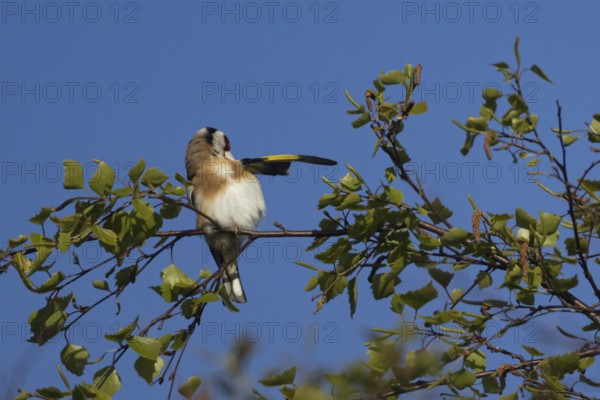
[240,154,337,176]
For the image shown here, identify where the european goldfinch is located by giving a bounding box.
[185,127,337,303]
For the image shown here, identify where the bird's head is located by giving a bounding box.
[195,127,233,160]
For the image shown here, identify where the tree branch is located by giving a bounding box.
[367,346,600,400]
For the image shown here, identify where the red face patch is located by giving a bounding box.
[224,135,231,152]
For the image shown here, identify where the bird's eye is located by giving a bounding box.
[224,135,231,152]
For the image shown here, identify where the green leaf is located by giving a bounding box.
[166,184,187,197]
[128,158,146,182]
[336,192,362,210]
[178,376,202,399]
[482,87,502,101]
[339,172,361,192]
[416,232,441,249]
[579,357,594,371]
[219,285,240,313]
[318,193,341,209]
[61,344,89,376]
[348,277,358,318]
[565,237,589,256]
[113,187,132,199]
[515,208,537,229]
[132,198,155,219]
[58,231,71,252]
[371,273,399,300]
[141,167,169,187]
[477,271,492,289]
[351,113,371,129]
[530,64,552,83]
[482,376,500,394]
[450,369,476,390]
[588,118,600,142]
[28,295,71,345]
[72,384,97,399]
[379,70,404,85]
[8,234,28,248]
[441,227,469,245]
[35,387,67,399]
[347,105,366,116]
[424,197,453,224]
[384,167,396,183]
[34,271,66,293]
[539,213,561,235]
[465,116,488,132]
[373,79,384,92]
[197,293,220,303]
[199,267,212,279]
[390,294,404,314]
[92,280,109,291]
[397,282,438,310]
[552,275,578,293]
[380,102,398,122]
[562,135,579,146]
[315,238,351,264]
[410,102,428,115]
[293,386,328,400]
[181,298,202,318]
[115,265,138,289]
[134,356,164,384]
[480,104,497,121]
[459,130,477,155]
[159,202,182,219]
[465,350,486,372]
[539,351,580,378]
[104,318,138,343]
[175,172,192,187]
[305,276,318,292]
[279,385,295,398]
[450,288,464,304]
[492,61,509,70]
[345,164,365,184]
[88,161,115,196]
[317,272,348,301]
[127,336,162,360]
[91,225,118,247]
[159,264,197,302]
[522,345,544,357]
[366,340,398,375]
[63,160,84,189]
[581,180,600,202]
[93,367,121,396]
[30,207,55,225]
[384,186,404,205]
[259,366,297,387]
[428,268,453,289]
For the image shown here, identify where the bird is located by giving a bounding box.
[185,127,337,303]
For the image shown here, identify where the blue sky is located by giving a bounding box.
[1,1,599,398]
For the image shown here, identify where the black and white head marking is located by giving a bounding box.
[199,127,231,158]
